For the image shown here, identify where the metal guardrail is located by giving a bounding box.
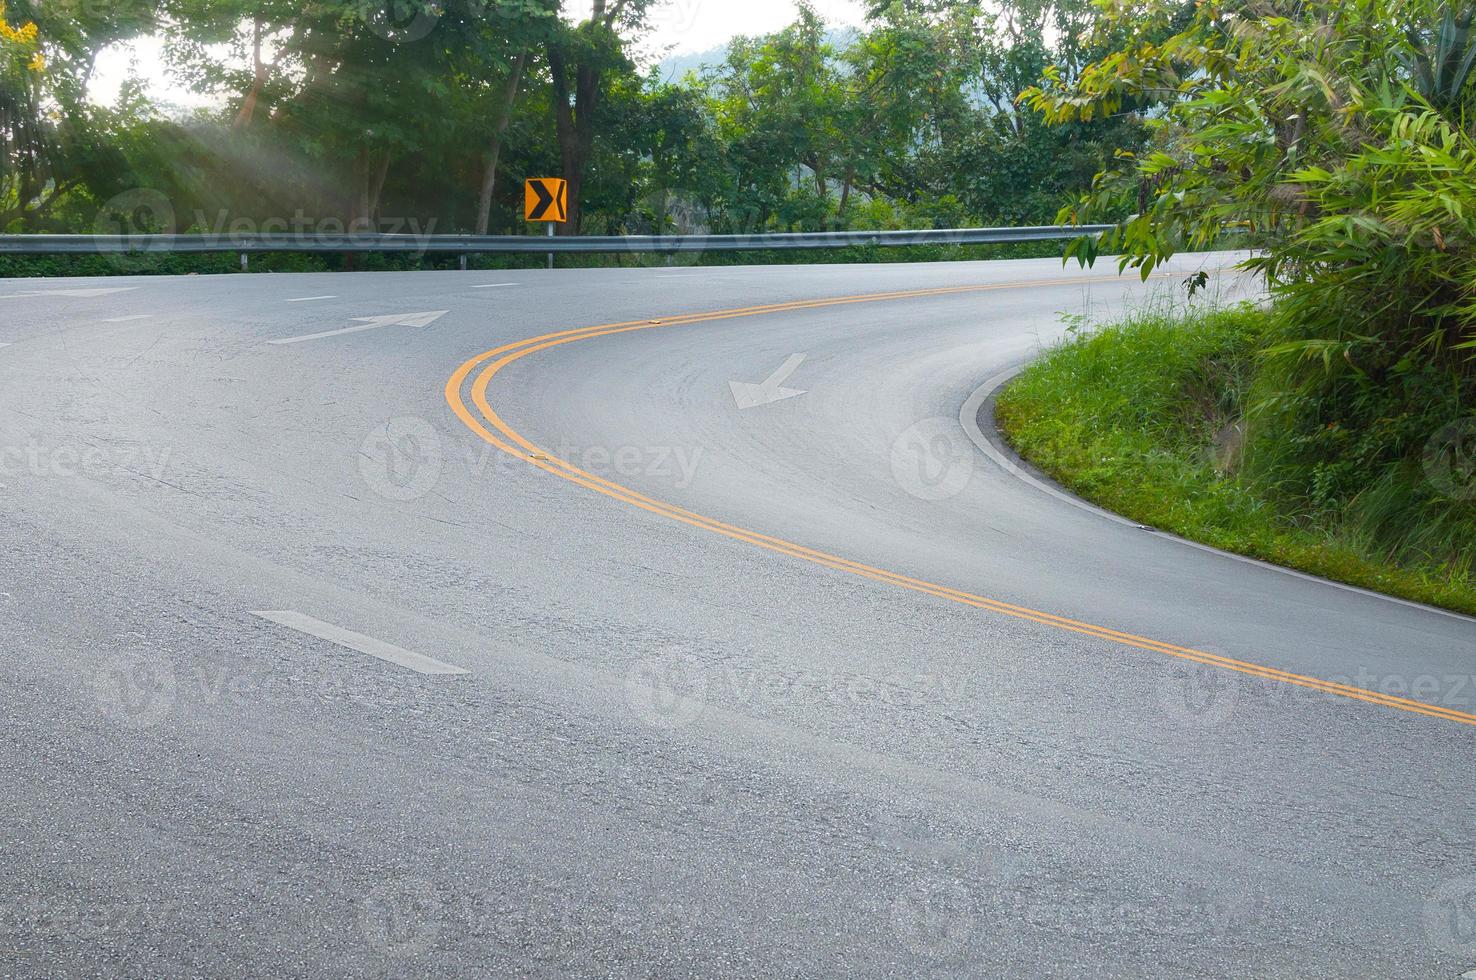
[0,225,1113,256]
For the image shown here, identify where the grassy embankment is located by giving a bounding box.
[996,304,1476,616]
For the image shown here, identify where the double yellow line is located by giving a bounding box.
[445,278,1476,729]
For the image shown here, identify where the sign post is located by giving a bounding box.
[524,178,568,270]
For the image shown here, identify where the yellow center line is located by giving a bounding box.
[444,278,1476,729]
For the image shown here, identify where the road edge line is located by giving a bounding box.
[960,365,1476,627]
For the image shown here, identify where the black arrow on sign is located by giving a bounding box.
[529,180,557,221]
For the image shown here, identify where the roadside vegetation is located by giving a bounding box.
[998,305,1476,616]
[1003,0,1476,616]
[0,0,1145,267]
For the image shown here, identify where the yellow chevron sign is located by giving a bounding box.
[524,178,568,223]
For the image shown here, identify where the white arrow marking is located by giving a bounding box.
[729,353,808,409]
[1,287,139,299]
[268,310,449,346]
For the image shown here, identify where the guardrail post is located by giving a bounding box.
[240,252,248,272]
[459,254,467,272]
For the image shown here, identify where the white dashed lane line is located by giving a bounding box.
[470,283,521,289]
[286,295,337,303]
[251,611,470,676]
[0,287,140,299]
[101,314,153,323]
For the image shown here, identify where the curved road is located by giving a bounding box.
[2,256,1473,976]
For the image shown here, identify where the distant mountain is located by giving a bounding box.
[654,44,729,83]
[653,27,861,84]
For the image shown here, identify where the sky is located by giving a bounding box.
[90,0,869,108]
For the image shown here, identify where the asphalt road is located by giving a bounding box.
[2,255,1473,977]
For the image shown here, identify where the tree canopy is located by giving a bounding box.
[0,0,1145,238]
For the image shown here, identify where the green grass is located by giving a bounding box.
[995,304,1476,617]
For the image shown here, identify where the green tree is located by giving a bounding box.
[623,77,722,233]
[1025,0,1476,552]
[546,0,654,233]
[844,2,983,217]
[703,4,856,231]
[2,0,153,229]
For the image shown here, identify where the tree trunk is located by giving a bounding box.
[351,146,371,231]
[234,16,266,128]
[545,0,634,234]
[343,147,369,270]
[549,43,598,235]
[475,53,527,236]
[368,151,391,226]
[347,148,391,232]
